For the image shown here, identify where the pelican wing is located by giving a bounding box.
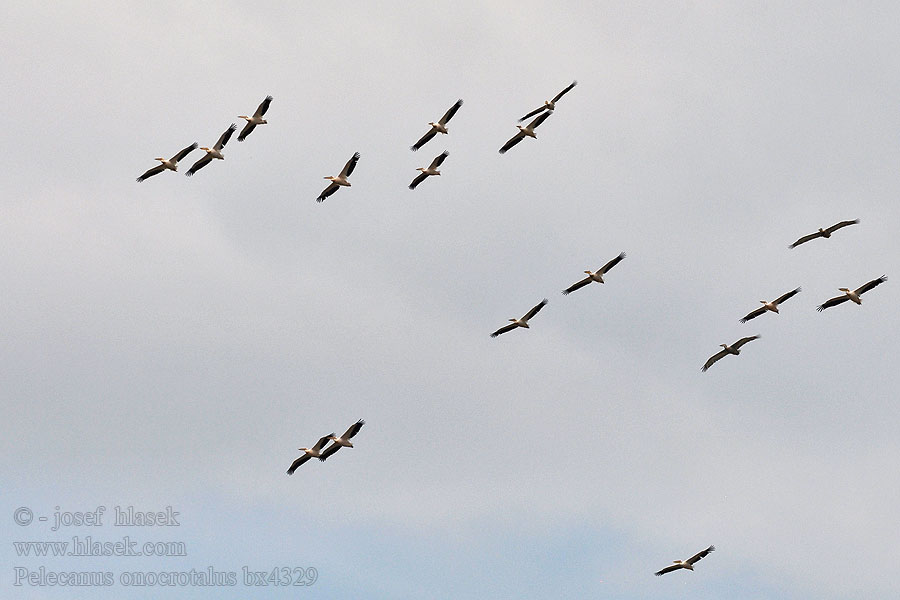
[773,287,802,305]
[490,323,518,338]
[701,348,729,372]
[316,182,340,203]
[237,121,256,142]
[340,152,360,178]
[136,164,165,182]
[523,299,549,321]
[562,276,592,295]
[527,110,553,130]
[739,306,767,323]
[518,105,548,122]
[732,335,760,349]
[598,252,626,275]
[824,219,859,235]
[411,127,438,151]
[552,80,578,103]
[312,434,334,453]
[439,99,463,125]
[342,419,365,440]
[254,95,273,118]
[686,545,715,565]
[409,172,429,190]
[854,275,887,296]
[499,131,526,154]
[286,454,312,475]
[171,142,199,163]
[788,231,823,249]
[185,154,212,177]
[817,295,850,312]
[428,150,450,170]
[318,442,342,461]
[654,564,683,577]
[214,123,237,151]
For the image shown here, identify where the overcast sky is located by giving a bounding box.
[3,2,899,598]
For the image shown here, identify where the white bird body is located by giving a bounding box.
[136,142,198,182]
[409,151,449,190]
[286,433,333,475]
[411,100,463,151]
[186,124,237,176]
[562,253,626,294]
[518,81,577,122]
[499,111,552,154]
[817,276,887,312]
[237,95,272,141]
[654,545,715,576]
[739,288,801,322]
[702,336,760,371]
[317,152,360,202]
[491,299,548,337]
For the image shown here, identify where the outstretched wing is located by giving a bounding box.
[739,307,767,323]
[171,142,198,162]
[817,295,849,312]
[255,95,273,117]
[439,99,463,125]
[518,105,548,123]
[214,123,237,150]
[317,182,339,203]
[409,172,429,190]
[411,127,437,151]
[654,564,682,576]
[732,335,760,349]
[312,434,333,453]
[343,419,365,440]
[490,323,518,338]
[528,110,553,130]
[499,131,525,154]
[237,121,256,142]
[598,252,626,275]
[286,454,311,475]
[340,152,360,178]
[686,545,715,565]
[854,275,887,296]
[562,276,592,295]
[773,287,801,305]
[428,150,449,170]
[523,299,549,320]
[551,80,577,103]
[824,219,859,235]
[185,154,212,177]
[136,164,165,182]
[788,231,822,249]
[701,349,728,372]
[318,443,342,461]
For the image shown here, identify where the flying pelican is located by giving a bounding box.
[518,80,577,122]
[317,152,360,202]
[739,287,801,322]
[491,299,548,337]
[562,252,626,295]
[702,336,760,372]
[136,143,198,182]
[411,99,463,151]
[499,111,552,154]
[654,545,715,576]
[788,219,859,249]
[185,123,237,176]
[816,276,887,311]
[409,151,449,190]
[237,95,272,142]
[286,433,333,475]
[319,420,365,461]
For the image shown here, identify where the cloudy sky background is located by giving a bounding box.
[3,2,899,598]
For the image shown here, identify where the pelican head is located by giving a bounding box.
[839,287,850,292]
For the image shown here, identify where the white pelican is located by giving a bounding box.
[518,80,577,122]
[186,123,237,177]
[702,335,760,372]
[286,433,333,475]
[136,143,198,182]
[740,287,801,322]
[499,111,552,154]
[317,152,360,202]
[237,95,272,142]
[491,299,548,337]
[411,99,463,151]
[562,252,626,295]
[788,219,859,249]
[654,545,715,576]
[319,420,365,461]
[816,276,887,311]
[409,151,449,190]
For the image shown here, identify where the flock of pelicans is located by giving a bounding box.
[137,82,888,581]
